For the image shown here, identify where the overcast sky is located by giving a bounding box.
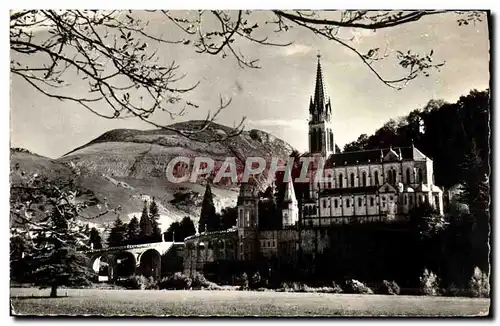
[10,10,490,159]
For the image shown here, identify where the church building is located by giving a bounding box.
[183,54,445,276]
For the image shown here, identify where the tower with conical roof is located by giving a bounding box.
[308,53,335,157]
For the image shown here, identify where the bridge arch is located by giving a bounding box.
[138,248,162,279]
[91,255,110,281]
[113,251,136,280]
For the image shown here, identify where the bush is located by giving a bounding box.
[191,272,210,289]
[420,269,439,296]
[377,280,400,295]
[145,276,158,290]
[159,272,192,290]
[441,283,470,297]
[250,272,262,289]
[191,272,222,290]
[469,267,490,298]
[117,275,149,290]
[343,279,373,294]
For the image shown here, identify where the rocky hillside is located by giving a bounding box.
[11,121,294,232]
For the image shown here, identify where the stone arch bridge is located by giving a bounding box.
[85,241,184,282]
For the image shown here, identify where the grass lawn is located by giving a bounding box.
[10,287,490,317]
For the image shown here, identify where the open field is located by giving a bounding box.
[10,287,490,317]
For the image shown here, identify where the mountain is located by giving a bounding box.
[11,121,294,232]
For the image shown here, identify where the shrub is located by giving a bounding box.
[117,275,149,290]
[145,276,158,290]
[250,272,262,289]
[377,280,400,295]
[279,282,305,293]
[469,267,490,298]
[441,283,470,297]
[159,272,192,290]
[420,269,439,296]
[343,279,373,294]
[191,272,210,289]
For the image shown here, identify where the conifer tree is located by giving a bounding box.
[126,216,141,245]
[88,227,103,249]
[21,179,95,297]
[199,183,220,232]
[139,201,153,243]
[149,198,162,242]
[107,216,127,248]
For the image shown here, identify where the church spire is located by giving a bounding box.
[313,52,325,115]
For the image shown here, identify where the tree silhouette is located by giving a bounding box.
[9,169,110,297]
[107,216,127,247]
[88,227,103,249]
[139,201,153,242]
[126,215,140,245]
[199,184,220,233]
[149,199,162,242]
[164,216,196,242]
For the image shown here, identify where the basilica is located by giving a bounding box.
[183,55,444,274]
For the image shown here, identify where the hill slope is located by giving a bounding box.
[11,121,294,233]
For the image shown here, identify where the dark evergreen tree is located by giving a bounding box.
[139,201,153,242]
[220,206,238,230]
[88,227,103,249]
[107,216,127,247]
[199,184,220,232]
[164,216,196,242]
[126,215,141,245]
[30,196,94,297]
[149,198,162,242]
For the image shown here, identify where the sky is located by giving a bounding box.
[10,10,490,159]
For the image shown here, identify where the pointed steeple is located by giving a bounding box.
[283,179,297,204]
[313,52,325,115]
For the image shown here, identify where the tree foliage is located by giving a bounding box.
[199,184,220,233]
[342,89,490,189]
[126,215,141,245]
[88,227,102,249]
[164,216,196,242]
[107,216,127,247]
[9,166,112,294]
[10,10,485,138]
[139,201,153,240]
[149,198,162,242]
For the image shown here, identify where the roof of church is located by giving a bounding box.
[325,146,428,167]
[319,186,379,196]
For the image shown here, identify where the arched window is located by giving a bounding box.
[328,181,332,189]
[334,199,338,208]
[387,170,393,184]
[346,199,350,208]
[312,206,317,215]
[418,168,423,183]
[406,168,411,184]
[370,197,374,206]
[358,197,362,207]
[338,174,343,188]
[362,172,367,187]
[392,170,397,184]
[329,132,334,151]
[374,171,379,186]
[350,173,355,187]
